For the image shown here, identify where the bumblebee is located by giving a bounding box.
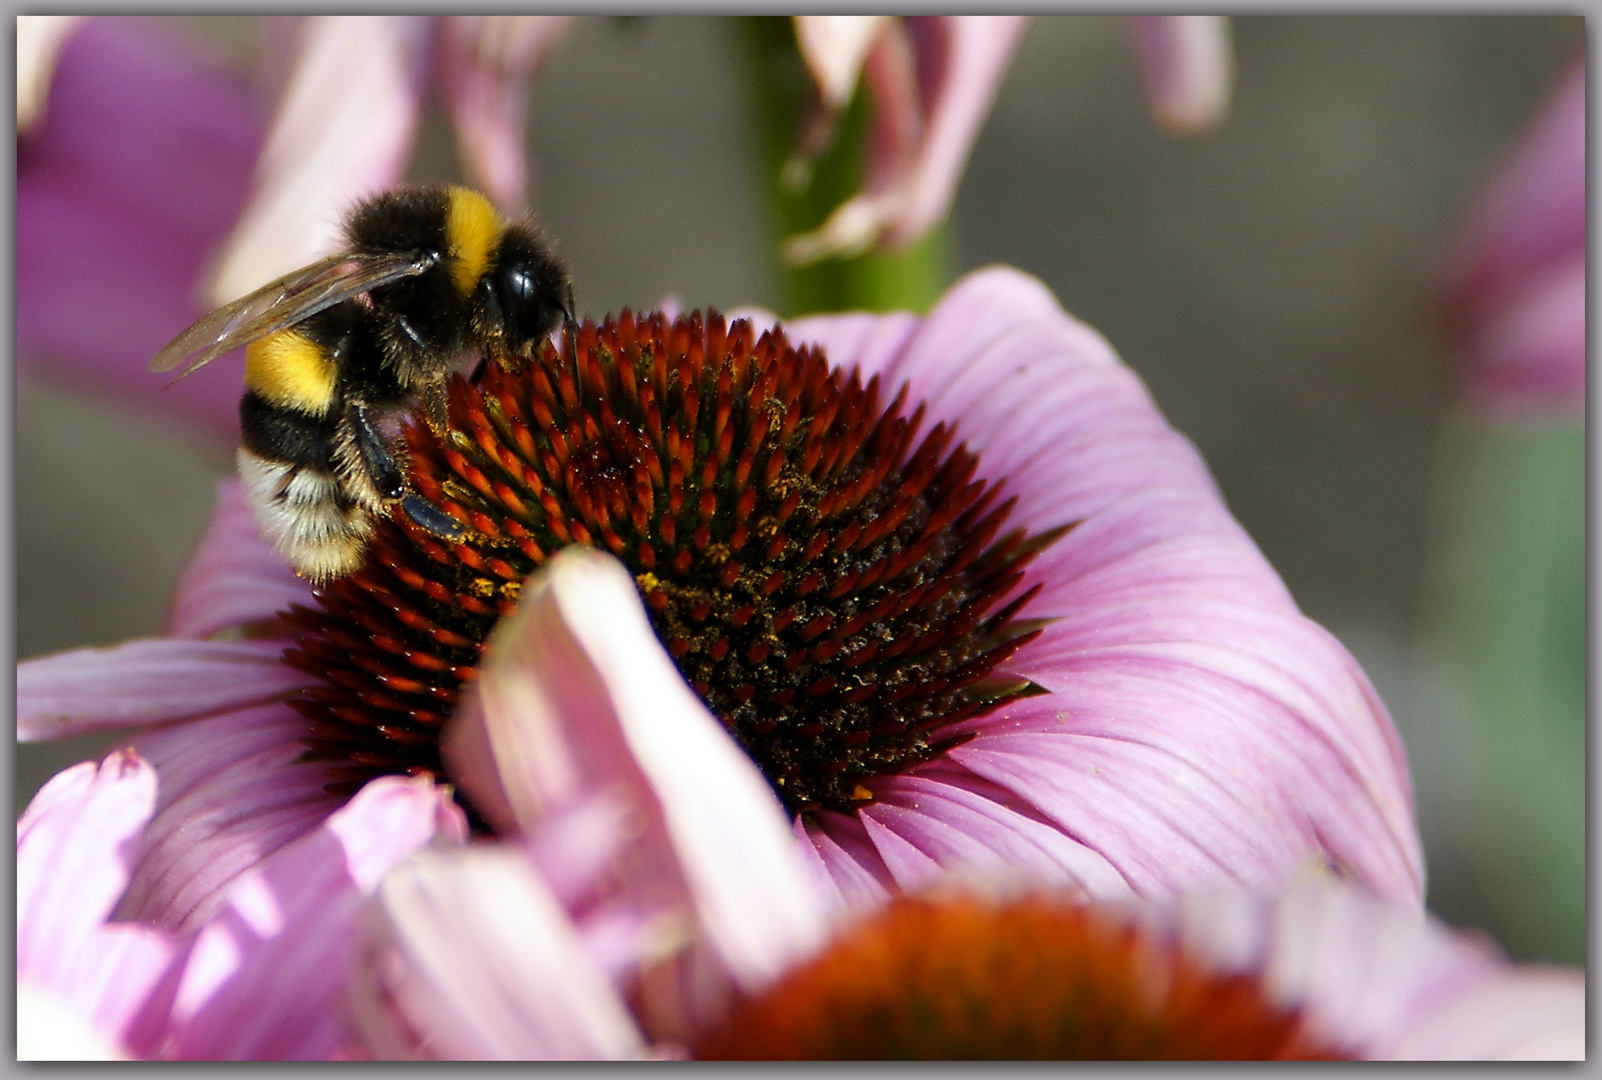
[151,184,574,582]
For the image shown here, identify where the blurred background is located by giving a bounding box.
[16,17,1584,963]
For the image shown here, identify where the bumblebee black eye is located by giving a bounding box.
[491,226,572,354]
[495,261,559,349]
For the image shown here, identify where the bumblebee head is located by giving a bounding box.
[490,227,573,360]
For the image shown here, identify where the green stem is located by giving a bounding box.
[734,16,954,318]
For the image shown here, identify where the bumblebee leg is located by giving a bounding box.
[402,494,469,542]
[348,399,406,501]
[420,379,450,434]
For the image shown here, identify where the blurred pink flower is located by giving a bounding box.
[18,749,464,1059]
[782,16,1235,265]
[206,15,571,309]
[1439,55,1584,414]
[17,16,264,441]
[1128,16,1235,138]
[347,568,1578,1058]
[16,15,571,440]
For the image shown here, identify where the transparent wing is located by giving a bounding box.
[149,251,435,377]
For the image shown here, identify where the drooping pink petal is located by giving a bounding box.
[16,15,84,132]
[113,704,341,932]
[1165,875,1584,1060]
[793,16,890,111]
[440,16,572,213]
[17,751,180,1051]
[162,479,314,640]
[783,16,1029,264]
[782,266,1422,905]
[1127,16,1235,138]
[349,843,648,1060]
[141,776,465,1060]
[18,639,310,741]
[889,16,1030,248]
[443,547,830,994]
[17,16,264,442]
[205,16,430,309]
[1442,56,1585,335]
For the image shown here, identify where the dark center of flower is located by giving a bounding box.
[284,309,1059,816]
[693,895,1347,1060]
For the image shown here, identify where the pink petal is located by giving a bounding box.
[443,547,830,993]
[1458,249,1585,414]
[17,17,264,442]
[17,751,180,1049]
[795,812,895,914]
[792,16,890,110]
[16,15,84,132]
[1128,16,1235,138]
[440,16,572,213]
[1379,968,1585,1060]
[114,704,342,932]
[861,762,1135,899]
[783,16,1029,262]
[19,751,157,975]
[349,844,646,1060]
[1442,56,1584,336]
[884,16,1029,248]
[1168,875,1584,1060]
[18,638,311,741]
[163,479,314,640]
[1440,56,1585,412]
[205,16,429,309]
[147,776,464,1060]
[786,266,1421,904]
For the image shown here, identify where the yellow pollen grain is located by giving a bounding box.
[445,186,503,298]
[851,785,873,801]
[245,329,336,415]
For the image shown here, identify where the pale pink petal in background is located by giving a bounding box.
[16,15,85,132]
[205,16,432,307]
[1128,16,1236,138]
[440,16,572,214]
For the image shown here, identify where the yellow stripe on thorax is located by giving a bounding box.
[445,186,503,297]
[245,329,337,415]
